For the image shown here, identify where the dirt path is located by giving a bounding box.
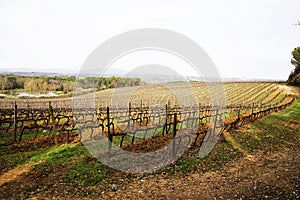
[0,165,31,187]
[97,136,300,199]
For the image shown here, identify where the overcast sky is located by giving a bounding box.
[0,0,299,80]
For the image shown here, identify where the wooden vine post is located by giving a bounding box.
[260,101,262,112]
[172,112,177,158]
[163,104,168,136]
[213,108,218,136]
[237,104,241,120]
[128,102,131,127]
[107,106,112,151]
[49,101,57,145]
[13,101,17,142]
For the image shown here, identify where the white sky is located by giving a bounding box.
[0,0,299,80]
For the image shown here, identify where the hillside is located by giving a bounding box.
[0,84,299,199]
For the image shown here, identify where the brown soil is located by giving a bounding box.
[99,144,300,199]
[0,118,298,200]
[0,165,31,187]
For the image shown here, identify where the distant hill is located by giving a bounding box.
[0,68,75,77]
[0,67,282,82]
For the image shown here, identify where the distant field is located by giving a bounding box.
[0,81,291,108]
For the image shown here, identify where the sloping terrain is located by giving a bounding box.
[0,85,299,199]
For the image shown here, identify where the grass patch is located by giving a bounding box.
[232,99,300,153]
[0,130,52,145]
[161,98,300,175]
[0,149,41,173]
[30,143,87,164]
[162,140,243,175]
[64,158,108,186]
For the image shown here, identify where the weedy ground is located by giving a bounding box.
[0,96,299,199]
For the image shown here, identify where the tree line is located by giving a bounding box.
[0,75,142,93]
[77,76,142,91]
[288,46,300,86]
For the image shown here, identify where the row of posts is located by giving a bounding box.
[11,99,272,149]
[12,101,57,144]
[106,103,179,158]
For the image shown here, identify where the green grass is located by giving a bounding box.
[63,158,108,186]
[161,140,243,175]
[0,149,41,171]
[28,144,111,186]
[160,98,300,175]
[232,99,300,153]
[0,130,52,145]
